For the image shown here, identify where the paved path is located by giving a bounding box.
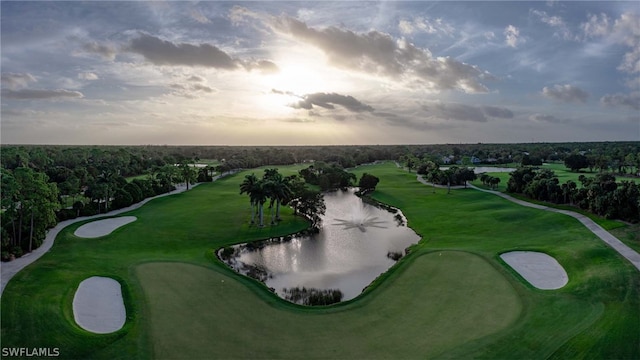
[467,183,640,272]
[414,173,640,271]
[0,182,207,296]
[416,175,468,190]
[1,170,243,296]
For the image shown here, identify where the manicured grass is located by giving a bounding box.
[611,223,640,253]
[470,166,630,231]
[542,162,638,184]
[1,162,638,359]
[137,251,521,359]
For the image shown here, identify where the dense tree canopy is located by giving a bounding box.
[299,163,356,191]
[507,167,639,223]
[564,154,590,172]
[358,173,380,193]
[240,168,325,229]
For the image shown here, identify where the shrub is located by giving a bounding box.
[10,246,23,258]
[282,287,343,306]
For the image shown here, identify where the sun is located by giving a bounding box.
[253,46,354,116]
[257,46,343,107]
[266,63,332,96]
[256,62,333,115]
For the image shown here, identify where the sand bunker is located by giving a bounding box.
[74,216,136,238]
[73,276,126,334]
[500,251,568,290]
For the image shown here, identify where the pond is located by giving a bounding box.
[441,166,516,174]
[220,189,421,304]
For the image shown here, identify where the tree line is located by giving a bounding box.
[506,168,639,223]
[396,145,639,223]
[1,146,217,261]
[239,165,380,231]
[240,168,326,230]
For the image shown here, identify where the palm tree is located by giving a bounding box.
[240,174,259,224]
[269,174,292,222]
[425,169,441,193]
[262,179,277,225]
[490,176,501,190]
[179,160,196,190]
[262,168,287,224]
[252,181,268,227]
[97,169,117,212]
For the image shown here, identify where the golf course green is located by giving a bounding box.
[1,162,638,359]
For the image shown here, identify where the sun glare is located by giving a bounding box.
[266,63,332,95]
[255,46,350,115]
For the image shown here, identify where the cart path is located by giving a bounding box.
[1,171,239,296]
[414,174,640,271]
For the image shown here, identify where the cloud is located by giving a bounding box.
[612,12,640,74]
[169,77,217,98]
[1,73,37,90]
[124,33,280,74]
[417,102,515,123]
[82,41,118,60]
[504,25,524,48]
[244,60,280,74]
[482,106,514,119]
[624,76,640,89]
[2,88,84,100]
[581,13,611,38]
[290,92,374,112]
[78,72,99,80]
[398,20,415,35]
[422,102,487,122]
[531,10,565,28]
[529,113,569,124]
[126,33,240,69]
[600,92,640,110]
[377,111,457,131]
[542,84,589,103]
[580,12,639,74]
[187,75,205,82]
[530,9,573,40]
[398,16,455,36]
[271,88,295,96]
[190,8,210,24]
[256,12,490,93]
[192,84,214,93]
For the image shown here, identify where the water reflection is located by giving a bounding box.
[222,189,421,303]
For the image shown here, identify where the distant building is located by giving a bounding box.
[442,155,454,164]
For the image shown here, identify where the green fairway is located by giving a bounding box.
[1,162,638,359]
[472,162,638,191]
[137,252,521,359]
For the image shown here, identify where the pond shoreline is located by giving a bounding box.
[219,187,421,304]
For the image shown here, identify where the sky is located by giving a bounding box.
[1,1,639,145]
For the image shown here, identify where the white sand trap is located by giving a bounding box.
[74,216,137,238]
[500,251,568,290]
[73,277,126,334]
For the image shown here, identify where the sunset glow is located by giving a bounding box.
[1,1,638,145]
